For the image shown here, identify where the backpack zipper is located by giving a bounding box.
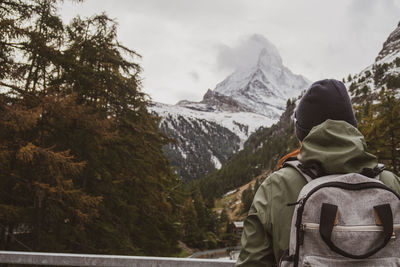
[302,223,400,232]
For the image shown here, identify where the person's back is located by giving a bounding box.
[235,79,400,267]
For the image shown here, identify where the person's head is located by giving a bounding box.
[294,79,357,141]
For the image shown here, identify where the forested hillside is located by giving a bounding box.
[351,65,400,173]
[193,98,299,203]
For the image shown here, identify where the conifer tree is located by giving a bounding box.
[181,197,201,248]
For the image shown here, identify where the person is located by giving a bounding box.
[235,79,400,267]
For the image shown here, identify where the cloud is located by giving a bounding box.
[216,34,281,72]
[346,0,400,34]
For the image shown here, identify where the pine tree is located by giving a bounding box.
[59,14,182,255]
[181,197,201,248]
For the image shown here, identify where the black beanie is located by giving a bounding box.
[294,79,357,141]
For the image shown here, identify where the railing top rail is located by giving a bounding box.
[0,251,236,266]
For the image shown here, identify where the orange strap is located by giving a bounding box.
[275,148,301,171]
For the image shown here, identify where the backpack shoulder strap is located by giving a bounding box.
[283,160,314,183]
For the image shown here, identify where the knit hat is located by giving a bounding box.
[294,79,357,141]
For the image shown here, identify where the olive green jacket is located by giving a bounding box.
[236,120,400,267]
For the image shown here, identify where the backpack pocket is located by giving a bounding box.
[303,255,400,267]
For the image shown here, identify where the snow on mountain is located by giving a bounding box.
[151,36,310,181]
[151,102,275,181]
[212,41,309,119]
[152,102,274,146]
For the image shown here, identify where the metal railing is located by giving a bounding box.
[0,251,236,266]
[189,246,241,260]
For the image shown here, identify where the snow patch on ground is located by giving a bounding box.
[211,155,222,169]
[377,50,400,65]
[223,189,238,197]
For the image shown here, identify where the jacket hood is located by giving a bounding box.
[298,119,377,174]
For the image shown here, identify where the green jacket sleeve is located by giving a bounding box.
[236,178,275,267]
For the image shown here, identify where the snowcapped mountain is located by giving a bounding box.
[151,37,309,181]
[211,46,309,119]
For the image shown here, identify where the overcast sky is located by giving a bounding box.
[59,0,400,105]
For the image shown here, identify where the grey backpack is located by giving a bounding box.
[279,160,400,267]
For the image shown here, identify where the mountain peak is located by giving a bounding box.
[213,37,309,118]
[257,46,283,69]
